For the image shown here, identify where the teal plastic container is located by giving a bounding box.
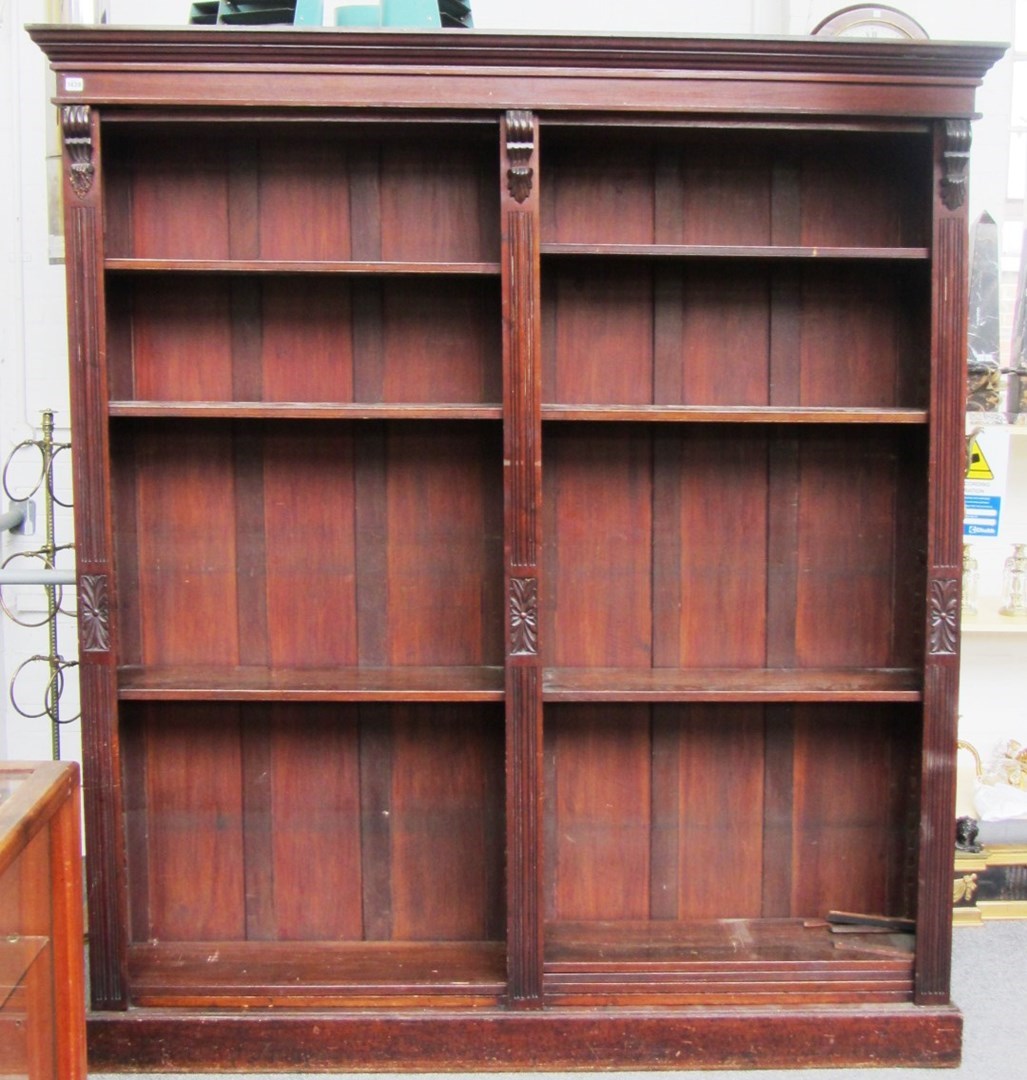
[381,0,441,27]
[335,3,381,25]
[294,0,324,24]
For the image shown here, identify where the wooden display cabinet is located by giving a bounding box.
[30,25,1002,1071]
[0,762,86,1079]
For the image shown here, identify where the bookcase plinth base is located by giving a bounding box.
[87,1004,962,1072]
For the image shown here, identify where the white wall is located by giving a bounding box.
[0,2,1021,780]
[1,0,79,764]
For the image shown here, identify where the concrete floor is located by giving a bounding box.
[91,921,1026,1079]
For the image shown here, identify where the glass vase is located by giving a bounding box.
[1000,543,1027,616]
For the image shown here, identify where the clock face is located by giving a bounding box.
[812,5,929,40]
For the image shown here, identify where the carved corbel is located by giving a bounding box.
[62,104,95,200]
[505,110,535,204]
[941,119,971,211]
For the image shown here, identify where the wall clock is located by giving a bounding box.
[812,5,929,40]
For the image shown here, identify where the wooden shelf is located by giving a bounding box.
[544,919,914,1004]
[105,258,502,276]
[109,402,503,420]
[118,665,505,702]
[118,660,915,704]
[546,917,915,966]
[542,667,922,702]
[541,243,930,261]
[541,405,928,424]
[128,941,506,1007]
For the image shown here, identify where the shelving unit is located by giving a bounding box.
[31,24,1002,1072]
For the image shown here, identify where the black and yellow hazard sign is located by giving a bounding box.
[966,436,995,481]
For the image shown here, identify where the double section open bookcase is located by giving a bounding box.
[31,25,1003,1071]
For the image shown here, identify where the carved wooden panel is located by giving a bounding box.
[927,578,960,656]
[505,110,534,204]
[79,573,111,653]
[509,577,538,656]
[941,120,971,211]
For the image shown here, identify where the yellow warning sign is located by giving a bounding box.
[966,437,995,481]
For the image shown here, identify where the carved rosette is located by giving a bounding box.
[928,577,960,655]
[941,119,971,211]
[505,110,535,204]
[510,576,538,656]
[62,105,95,200]
[79,574,110,653]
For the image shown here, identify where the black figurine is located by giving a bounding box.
[955,815,983,853]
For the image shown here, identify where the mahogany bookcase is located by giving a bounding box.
[30,24,1002,1071]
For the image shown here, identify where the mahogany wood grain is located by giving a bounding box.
[659,428,769,666]
[232,424,269,666]
[542,427,652,667]
[661,264,771,407]
[762,705,797,918]
[794,431,916,667]
[105,259,501,273]
[84,1006,962,1072]
[132,704,247,941]
[263,426,356,667]
[915,122,972,1005]
[541,667,920,701]
[103,125,498,265]
[268,707,363,940]
[118,425,241,667]
[0,764,87,1080]
[501,109,544,1006]
[123,703,504,950]
[113,420,502,672]
[650,706,766,919]
[387,706,504,941]
[126,940,506,1005]
[544,703,918,944]
[547,941,916,967]
[241,707,276,941]
[541,406,927,423]
[542,244,929,260]
[541,129,930,249]
[544,706,652,922]
[110,403,503,420]
[790,708,918,919]
[117,665,505,700]
[542,262,926,409]
[544,425,919,672]
[106,277,500,405]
